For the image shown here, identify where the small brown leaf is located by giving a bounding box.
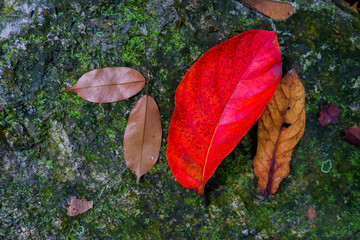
[344,125,360,146]
[124,95,162,183]
[63,67,145,103]
[254,69,305,198]
[318,103,342,127]
[350,1,360,13]
[240,0,294,20]
[306,205,317,220]
[67,196,93,216]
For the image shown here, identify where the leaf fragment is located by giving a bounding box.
[254,69,305,198]
[344,125,360,146]
[306,205,317,220]
[124,95,162,183]
[318,103,342,127]
[167,30,282,195]
[350,1,360,13]
[67,196,93,216]
[240,0,294,20]
[63,67,145,103]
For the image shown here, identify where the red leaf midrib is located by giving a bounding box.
[200,33,275,189]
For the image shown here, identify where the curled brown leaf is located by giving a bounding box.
[254,69,305,198]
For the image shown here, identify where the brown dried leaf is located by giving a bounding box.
[306,205,317,220]
[124,95,162,183]
[254,69,305,198]
[63,67,145,103]
[344,125,360,146]
[240,0,294,20]
[318,103,342,127]
[67,196,93,216]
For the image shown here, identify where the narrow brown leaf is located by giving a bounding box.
[67,196,93,216]
[254,69,305,198]
[306,205,317,220]
[62,67,145,103]
[318,103,342,127]
[240,0,294,20]
[123,95,162,183]
[344,125,360,146]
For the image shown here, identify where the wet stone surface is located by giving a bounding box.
[1,0,360,239]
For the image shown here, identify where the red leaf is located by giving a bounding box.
[318,103,342,127]
[344,125,360,146]
[167,30,282,194]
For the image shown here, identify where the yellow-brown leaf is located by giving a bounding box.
[254,69,305,198]
[350,1,359,13]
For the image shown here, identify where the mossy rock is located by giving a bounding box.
[0,0,359,239]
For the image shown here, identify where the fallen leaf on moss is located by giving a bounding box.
[167,30,282,195]
[254,69,305,199]
[124,95,162,183]
[344,125,360,146]
[350,1,359,12]
[354,2,360,13]
[318,103,342,127]
[67,196,93,216]
[62,67,145,103]
[306,205,317,220]
[343,0,360,13]
[239,0,294,20]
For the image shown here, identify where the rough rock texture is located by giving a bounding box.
[1,0,359,239]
